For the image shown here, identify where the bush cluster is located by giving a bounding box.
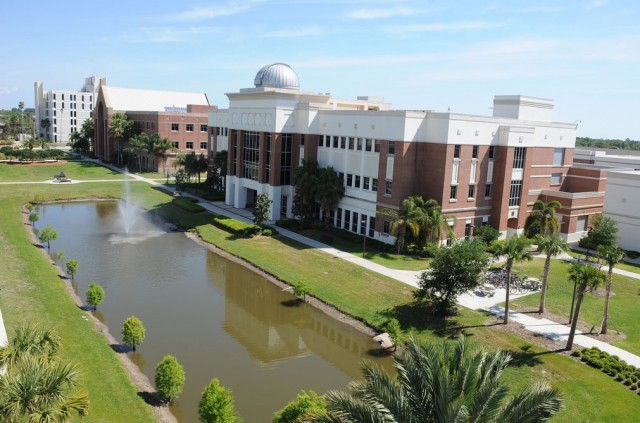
[275,219,301,229]
[0,147,68,161]
[213,216,261,237]
[572,347,640,392]
[172,198,205,213]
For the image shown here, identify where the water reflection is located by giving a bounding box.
[39,202,392,422]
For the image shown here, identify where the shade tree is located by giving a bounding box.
[121,316,145,351]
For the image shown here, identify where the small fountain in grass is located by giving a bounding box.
[110,171,164,245]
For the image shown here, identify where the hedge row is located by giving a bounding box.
[0,148,68,161]
[212,216,261,237]
[172,198,205,213]
[572,347,640,394]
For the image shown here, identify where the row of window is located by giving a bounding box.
[333,208,376,238]
[339,172,379,192]
[171,141,207,150]
[51,94,92,102]
[453,145,494,159]
[216,127,229,136]
[319,135,384,153]
[171,123,207,132]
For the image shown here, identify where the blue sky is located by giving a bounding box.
[1,0,639,139]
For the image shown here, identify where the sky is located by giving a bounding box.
[1,0,639,140]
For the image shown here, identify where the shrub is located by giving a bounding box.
[571,350,582,357]
[615,374,624,381]
[213,216,260,237]
[262,228,273,236]
[631,383,638,390]
[276,218,300,228]
[173,198,205,213]
[624,379,633,386]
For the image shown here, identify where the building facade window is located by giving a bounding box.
[348,137,355,150]
[472,145,478,159]
[450,185,458,200]
[454,144,461,158]
[551,173,562,185]
[372,178,378,192]
[200,124,207,132]
[385,180,392,196]
[347,174,353,187]
[513,147,526,169]
[388,141,395,155]
[576,215,588,232]
[300,134,305,146]
[553,148,565,166]
[357,138,363,150]
[488,146,495,159]
[383,220,390,234]
[344,210,351,230]
[374,140,380,153]
[363,177,370,190]
[485,183,492,198]
[265,133,272,183]
[509,180,523,206]
[340,137,346,149]
[172,141,179,149]
[280,195,288,219]
[465,223,472,240]
[355,175,361,188]
[280,133,292,185]
[242,131,260,180]
[333,136,339,148]
[368,216,375,237]
[468,184,475,199]
[366,139,372,151]
[186,124,194,132]
[200,141,207,149]
[171,123,179,131]
[352,212,358,232]
[186,141,194,149]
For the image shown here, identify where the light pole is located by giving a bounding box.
[361,217,367,258]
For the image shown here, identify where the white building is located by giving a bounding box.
[34,76,105,143]
[209,63,603,243]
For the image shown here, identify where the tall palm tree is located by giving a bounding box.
[319,336,563,422]
[421,198,455,246]
[150,136,173,175]
[524,200,562,237]
[293,158,321,220]
[537,234,569,313]
[316,166,345,223]
[380,196,426,254]
[492,235,533,324]
[108,112,135,166]
[566,263,606,350]
[123,133,149,172]
[597,244,625,334]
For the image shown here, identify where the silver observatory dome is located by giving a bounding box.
[253,63,300,90]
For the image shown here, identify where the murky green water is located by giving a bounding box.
[38,202,392,422]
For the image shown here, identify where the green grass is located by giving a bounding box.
[290,227,432,271]
[2,161,640,421]
[0,160,124,182]
[510,258,640,356]
[569,247,640,274]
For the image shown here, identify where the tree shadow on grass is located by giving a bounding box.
[507,344,564,368]
[379,302,476,339]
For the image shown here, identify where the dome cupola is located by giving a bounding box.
[254,63,300,89]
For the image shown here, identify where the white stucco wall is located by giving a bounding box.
[603,170,640,251]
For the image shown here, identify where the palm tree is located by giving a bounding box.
[492,235,533,324]
[566,263,606,350]
[316,166,345,223]
[597,244,625,334]
[123,133,149,172]
[319,336,563,422]
[537,234,570,313]
[421,198,455,246]
[0,322,61,368]
[379,196,425,254]
[108,112,135,166]
[293,158,321,220]
[151,135,173,175]
[40,118,51,137]
[0,357,90,422]
[524,200,562,237]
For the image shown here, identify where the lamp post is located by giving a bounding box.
[361,217,367,258]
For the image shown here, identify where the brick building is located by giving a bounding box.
[209,63,604,243]
[94,83,215,171]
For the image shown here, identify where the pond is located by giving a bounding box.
[38,201,392,422]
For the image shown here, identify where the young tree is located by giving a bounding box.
[86,283,105,311]
[66,259,79,281]
[38,224,58,250]
[123,132,149,172]
[322,336,563,422]
[566,263,606,350]
[492,235,533,324]
[121,316,146,351]
[415,238,490,315]
[28,211,39,227]
[198,378,239,423]
[473,224,500,245]
[580,214,618,253]
[597,244,625,334]
[155,355,186,403]
[272,390,327,423]
[252,193,272,230]
[537,234,569,313]
[384,318,404,351]
[292,281,310,302]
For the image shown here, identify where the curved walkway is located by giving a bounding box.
[3,157,640,370]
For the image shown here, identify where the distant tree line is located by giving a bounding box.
[577,136,640,150]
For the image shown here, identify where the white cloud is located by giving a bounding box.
[588,0,609,9]
[163,0,265,22]
[383,20,500,34]
[0,87,18,95]
[348,7,418,19]
[264,26,327,38]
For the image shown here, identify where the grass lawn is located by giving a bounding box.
[287,226,432,271]
[2,160,640,421]
[509,258,640,356]
[570,247,640,273]
[0,160,125,182]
